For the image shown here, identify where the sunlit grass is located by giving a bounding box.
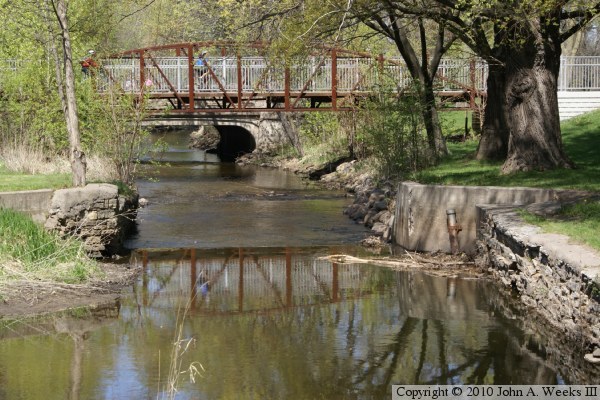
[413,110,600,192]
[0,208,99,283]
[0,164,71,191]
[420,110,600,250]
[521,199,600,252]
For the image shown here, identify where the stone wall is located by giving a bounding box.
[476,204,600,351]
[44,184,137,258]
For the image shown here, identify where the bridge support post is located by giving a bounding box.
[139,51,145,97]
[237,54,243,109]
[284,67,291,111]
[188,44,195,110]
[331,49,337,110]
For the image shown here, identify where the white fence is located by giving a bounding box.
[97,56,485,94]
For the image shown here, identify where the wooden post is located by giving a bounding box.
[284,66,291,110]
[139,51,145,95]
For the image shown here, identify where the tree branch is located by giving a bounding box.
[560,2,600,42]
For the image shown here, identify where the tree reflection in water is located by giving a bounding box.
[1,247,595,400]
[125,247,566,398]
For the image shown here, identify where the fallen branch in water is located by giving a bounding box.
[317,253,480,277]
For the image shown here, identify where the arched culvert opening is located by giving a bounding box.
[215,126,256,162]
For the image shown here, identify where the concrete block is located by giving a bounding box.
[0,189,54,223]
[394,182,558,254]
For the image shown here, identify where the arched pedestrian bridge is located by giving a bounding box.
[91,42,600,155]
[98,41,488,113]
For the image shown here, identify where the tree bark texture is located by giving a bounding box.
[420,82,446,158]
[54,0,87,186]
[476,62,509,161]
[476,20,573,173]
[500,27,573,173]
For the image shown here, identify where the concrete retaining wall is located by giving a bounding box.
[0,189,54,223]
[394,182,559,254]
[476,205,600,348]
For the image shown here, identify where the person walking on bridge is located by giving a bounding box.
[80,50,97,76]
[194,50,209,88]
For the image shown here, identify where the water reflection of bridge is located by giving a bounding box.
[132,247,377,315]
[128,248,576,388]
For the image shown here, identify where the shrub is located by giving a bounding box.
[356,85,435,179]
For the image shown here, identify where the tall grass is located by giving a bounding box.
[0,143,121,180]
[158,283,205,399]
[0,209,98,283]
[0,143,120,190]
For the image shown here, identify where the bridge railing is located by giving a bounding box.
[98,55,600,94]
[559,56,600,90]
[99,55,489,95]
[3,55,598,100]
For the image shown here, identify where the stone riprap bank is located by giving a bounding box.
[44,184,137,257]
[477,205,600,350]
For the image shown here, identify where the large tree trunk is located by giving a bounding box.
[54,0,86,186]
[476,61,509,160]
[500,28,573,173]
[421,82,447,158]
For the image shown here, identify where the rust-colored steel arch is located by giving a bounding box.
[99,42,485,114]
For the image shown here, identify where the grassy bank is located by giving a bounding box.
[521,200,600,251]
[416,111,600,192]
[418,110,600,251]
[0,164,71,191]
[0,208,99,285]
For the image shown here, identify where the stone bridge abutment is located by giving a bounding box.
[143,112,293,157]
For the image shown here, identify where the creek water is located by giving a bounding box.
[0,131,595,399]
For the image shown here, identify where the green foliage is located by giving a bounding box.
[77,80,151,184]
[0,209,98,283]
[298,112,350,164]
[355,85,435,179]
[1,59,151,186]
[0,64,67,152]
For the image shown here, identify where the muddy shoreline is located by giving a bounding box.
[0,263,140,319]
